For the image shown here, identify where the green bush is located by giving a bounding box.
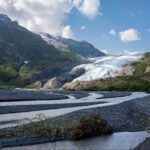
[70,113,113,140]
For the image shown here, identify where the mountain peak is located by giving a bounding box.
[39,32,106,58]
[0,14,11,22]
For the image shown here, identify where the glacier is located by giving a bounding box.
[72,54,143,81]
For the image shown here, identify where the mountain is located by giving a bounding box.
[63,52,150,92]
[0,14,82,88]
[40,33,106,58]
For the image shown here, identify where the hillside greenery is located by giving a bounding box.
[0,15,81,88]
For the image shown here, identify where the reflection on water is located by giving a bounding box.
[3,131,149,150]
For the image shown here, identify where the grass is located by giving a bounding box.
[92,75,150,93]
[25,82,41,89]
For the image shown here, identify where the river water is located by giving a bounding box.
[0,92,148,129]
[2,131,149,150]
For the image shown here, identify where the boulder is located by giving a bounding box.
[63,81,95,91]
[43,77,63,89]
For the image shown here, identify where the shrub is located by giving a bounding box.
[70,113,113,140]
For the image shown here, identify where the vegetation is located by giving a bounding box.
[70,113,113,140]
[0,113,112,141]
[146,122,150,133]
[91,75,150,93]
[0,16,81,88]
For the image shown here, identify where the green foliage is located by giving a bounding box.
[70,113,113,140]
[0,64,18,81]
[147,127,150,133]
[90,75,150,93]
[25,82,40,89]
[133,52,150,76]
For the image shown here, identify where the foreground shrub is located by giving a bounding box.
[70,113,113,140]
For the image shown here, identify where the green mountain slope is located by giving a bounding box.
[0,14,82,88]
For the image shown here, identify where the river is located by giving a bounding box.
[2,131,149,150]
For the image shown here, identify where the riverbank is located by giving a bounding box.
[134,137,150,150]
[0,90,150,148]
[2,131,149,150]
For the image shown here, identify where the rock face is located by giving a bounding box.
[43,77,63,89]
[44,68,85,89]
[118,66,135,76]
[145,66,150,73]
[39,33,106,58]
[63,81,95,91]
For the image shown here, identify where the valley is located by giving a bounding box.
[0,10,150,150]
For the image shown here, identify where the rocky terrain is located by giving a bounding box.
[0,89,149,148]
[134,137,150,150]
[40,33,105,58]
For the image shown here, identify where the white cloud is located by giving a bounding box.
[124,50,143,55]
[62,25,75,39]
[0,0,100,36]
[109,29,116,36]
[148,29,150,32]
[73,0,100,19]
[80,26,86,30]
[119,28,140,43]
[100,49,108,54]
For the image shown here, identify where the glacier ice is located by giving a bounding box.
[72,54,143,81]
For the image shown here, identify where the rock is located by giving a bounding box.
[118,66,135,76]
[43,77,63,89]
[44,68,85,89]
[145,66,150,74]
[63,81,95,91]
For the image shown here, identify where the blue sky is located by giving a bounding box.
[0,0,149,54]
[65,0,150,54]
